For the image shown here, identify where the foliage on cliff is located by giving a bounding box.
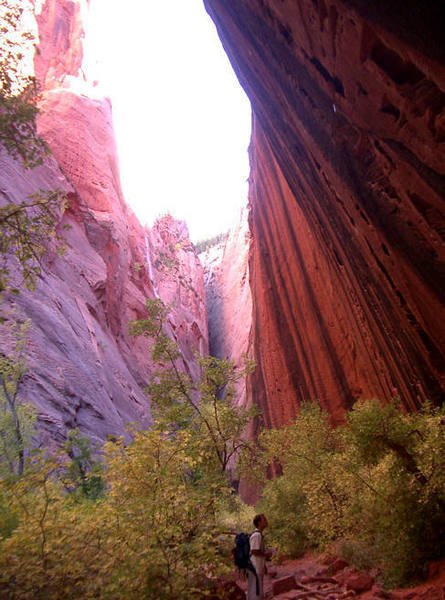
[0,0,67,296]
[252,400,445,586]
[129,297,257,475]
[0,1,46,167]
[193,231,228,255]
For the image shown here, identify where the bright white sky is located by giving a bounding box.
[83,0,252,243]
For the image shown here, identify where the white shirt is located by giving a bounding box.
[250,529,265,575]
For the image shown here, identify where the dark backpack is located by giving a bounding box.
[232,532,260,594]
[233,532,252,570]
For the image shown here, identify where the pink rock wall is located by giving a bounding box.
[149,215,209,382]
[0,0,208,445]
[33,0,87,91]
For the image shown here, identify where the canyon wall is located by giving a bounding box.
[0,0,207,446]
[204,0,445,427]
[201,208,252,407]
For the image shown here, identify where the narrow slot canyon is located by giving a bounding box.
[0,1,444,598]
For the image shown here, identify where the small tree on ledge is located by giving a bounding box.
[129,297,257,477]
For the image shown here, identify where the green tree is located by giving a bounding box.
[0,316,35,478]
[0,297,258,598]
[339,399,445,584]
[0,298,258,598]
[0,425,236,599]
[254,399,445,586]
[254,402,346,552]
[129,297,257,476]
[193,231,228,254]
[62,428,104,501]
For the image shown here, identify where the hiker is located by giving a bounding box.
[247,513,273,600]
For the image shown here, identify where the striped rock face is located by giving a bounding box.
[204,0,445,427]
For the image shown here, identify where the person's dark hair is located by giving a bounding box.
[253,514,264,528]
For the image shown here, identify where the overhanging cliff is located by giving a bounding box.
[204,0,445,426]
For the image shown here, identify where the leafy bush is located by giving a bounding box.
[0,316,36,479]
[0,299,258,598]
[0,427,234,599]
[218,494,255,535]
[341,399,445,585]
[252,399,445,586]
[62,428,104,500]
[257,476,308,558]
[254,402,349,549]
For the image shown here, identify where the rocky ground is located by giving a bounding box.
[226,553,445,600]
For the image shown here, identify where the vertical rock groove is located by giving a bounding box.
[204,0,445,425]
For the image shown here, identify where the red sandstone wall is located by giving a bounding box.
[0,0,208,445]
[204,0,445,426]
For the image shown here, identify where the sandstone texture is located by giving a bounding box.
[344,571,375,593]
[204,0,445,426]
[272,575,297,596]
[233,555,445,600]
[0,0,207,446]
[150,215,209,383]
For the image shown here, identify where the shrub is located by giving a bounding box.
[257,476,308,557]
[0,299,258,598]
[0,428,233,599]
[0,316,36,479]
[254,399,445,586]
[254,402,349,548]
[341,399,445,585]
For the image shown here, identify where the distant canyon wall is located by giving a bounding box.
[204,0,445,427]
[0,0,207,446]
[201,208,252,408]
